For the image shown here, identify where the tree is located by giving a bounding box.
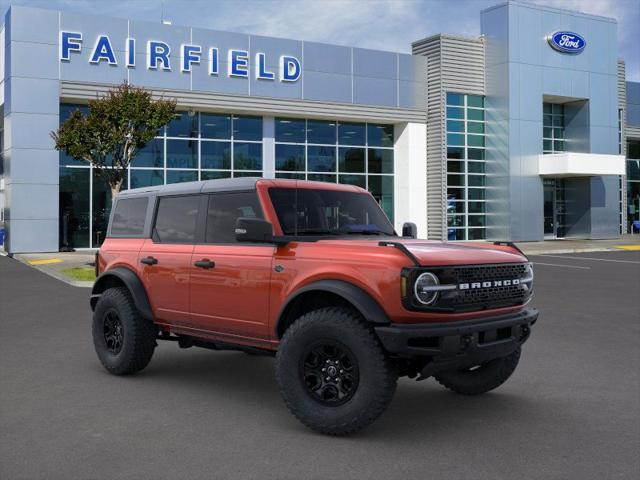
[52,83,176,200]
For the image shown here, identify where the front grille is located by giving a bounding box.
[454,264,528,283]
[404,263,533,313]
[437,263,531,311]
[453,283,525,307]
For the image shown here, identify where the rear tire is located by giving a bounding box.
[434,347,521,395]
[275,307,397,436]
[92,287,156,375]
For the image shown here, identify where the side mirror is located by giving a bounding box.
[402,222,417,239]
[235,218,274,243]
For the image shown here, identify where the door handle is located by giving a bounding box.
[140,256,158,266]
[194,259,215,269]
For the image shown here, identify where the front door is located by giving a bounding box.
[543,179,567,238]
[543,179,555,237]
[189,191,273,340]
[138,194,201,325]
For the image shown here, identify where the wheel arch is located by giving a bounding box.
[90,267,154,321]
[275,280,390,339]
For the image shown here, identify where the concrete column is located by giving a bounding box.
[3,6,60,253]
[262,116,275,178]
[394,122,427,238]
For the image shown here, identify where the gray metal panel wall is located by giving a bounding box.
[618,61,626,152]
[3,6,60,252]
[626,81,640,128]
[618,61,626,110]
[413,37,444,240]
[618,60,626,232]
[482,1,620,241]
[412,34,485,240]
[439,36,485,96]
[625,81,640,139]
[60,81,427,124]
[55,9,428,111]
[627,125,640,139]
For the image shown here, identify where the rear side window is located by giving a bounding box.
[111,197,149,236]
[154,195,200,243]
[205,192,263,244]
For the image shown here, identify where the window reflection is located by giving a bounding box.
[167,140,198,169]
[59,167,90,249]
[233,115,262,141]
[201,113,231,139]
[167,111,198,138]
[234,142,262,170]
[338,122,366,146]
[92,169,128,247]
[201,141,231,170]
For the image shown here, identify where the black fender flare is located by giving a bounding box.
[90,267,154,321]
[276,279,390,337]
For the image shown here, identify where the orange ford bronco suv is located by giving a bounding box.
[91,178,537,435]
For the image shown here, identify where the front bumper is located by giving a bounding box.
[374,308,538,377]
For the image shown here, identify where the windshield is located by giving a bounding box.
[268,187,396,237]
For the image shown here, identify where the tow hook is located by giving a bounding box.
[520,326,531,341]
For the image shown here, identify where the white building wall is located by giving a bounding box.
[394,122,427,238]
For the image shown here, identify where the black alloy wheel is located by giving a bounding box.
[301,341,359,406]
[103,309,124,354]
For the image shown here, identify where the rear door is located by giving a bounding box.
[189,191,274,340]
[138,194,202,325]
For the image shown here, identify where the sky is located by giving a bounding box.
[1,0,638,80]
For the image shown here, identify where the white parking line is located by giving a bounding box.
[532,262,591,269]
[538,254,640,265]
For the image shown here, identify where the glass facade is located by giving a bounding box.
[274,118,395,221]
[58,104,263,248]
[627,139,640,232]
[445,92,487,240]
[58,105,396,248]
[543,103,565,154]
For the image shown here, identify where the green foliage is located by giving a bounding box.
[61,267,96,282]
[51,83,176,195]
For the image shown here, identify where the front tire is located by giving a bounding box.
[275,307,397,436]
[434,347,521,395]
[92,287,156,375]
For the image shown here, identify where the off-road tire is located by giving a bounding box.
[434,347,521,395]
[275,307,397,436]
[92,287,156,375]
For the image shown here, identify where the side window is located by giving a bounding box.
[154,195,200,243]
[205,192,263,244]
[111,197,148,236]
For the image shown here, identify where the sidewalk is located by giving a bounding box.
[516,235,640,255]
[10,251,96,288]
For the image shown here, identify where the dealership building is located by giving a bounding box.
[0,1,639,252]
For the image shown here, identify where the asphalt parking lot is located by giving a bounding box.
[1,250,639,480]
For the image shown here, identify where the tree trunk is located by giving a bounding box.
[110,178,124,203]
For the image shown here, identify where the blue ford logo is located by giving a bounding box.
[547,31,586,54]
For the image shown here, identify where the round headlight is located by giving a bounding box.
[414,272,440,305]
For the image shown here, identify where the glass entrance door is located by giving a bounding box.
[543,178,567,238]
[544,179,555,237]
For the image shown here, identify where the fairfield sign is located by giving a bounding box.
[59,31,302,82]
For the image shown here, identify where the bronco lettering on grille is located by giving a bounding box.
[459,279,521,290]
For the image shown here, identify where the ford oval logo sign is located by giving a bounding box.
[547,31,586,54]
